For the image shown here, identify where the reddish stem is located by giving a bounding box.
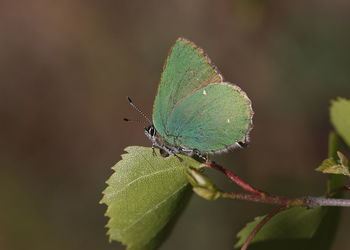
[204,161,265,195]
[241,206,289,250]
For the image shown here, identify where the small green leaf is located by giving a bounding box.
[235,207,326,248]
[330,98,350,147]
[100,146,201,250]
[315,152,350,177]
[337,151,349,166]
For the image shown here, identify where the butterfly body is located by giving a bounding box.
[147,38,253,158]
[144,125,199,158]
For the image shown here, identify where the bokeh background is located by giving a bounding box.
[1,0,350,249]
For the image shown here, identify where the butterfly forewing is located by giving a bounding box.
[153,38,222,137]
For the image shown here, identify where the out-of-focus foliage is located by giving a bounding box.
[330,98,350,147]
[235,207,327,249]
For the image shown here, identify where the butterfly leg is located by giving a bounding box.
[205,153,210,162]
[154,142,183,161]
[179,148,207,163]
[197,153,208,162]
[173,153,183,162]
[159,148,170,157]
[165,147,183,162]
[163,147,183,161]
[152,144,157,156]
[194,151,208,162]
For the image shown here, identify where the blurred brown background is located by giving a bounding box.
[1,0,350,249]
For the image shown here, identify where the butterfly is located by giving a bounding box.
[130,38,253,160]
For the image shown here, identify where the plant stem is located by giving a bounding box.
[205,161,350,208]
[221,192,304,207]
[306,196,350,207]
[221,192,350,208]
[204,161,265,195]
[241,206,288,250]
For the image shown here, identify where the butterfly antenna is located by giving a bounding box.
[123,118,148,124]
[126,97,152,125]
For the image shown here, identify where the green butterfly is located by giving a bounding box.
[141,38,253,159]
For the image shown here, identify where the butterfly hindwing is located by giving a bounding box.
[165,83,252,152]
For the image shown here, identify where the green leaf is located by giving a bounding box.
[315,152,350,177]
[235,206,344,250]
[330,98,350,147]
[100,146,201,250]
[235,207,326,248]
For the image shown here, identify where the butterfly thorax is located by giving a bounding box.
[144,125,202,159]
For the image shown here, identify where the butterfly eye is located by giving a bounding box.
[146,126,156,136]
[150,126,156,136]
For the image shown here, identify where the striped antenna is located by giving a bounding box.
[123,118,148,124]
[126,97,152,125]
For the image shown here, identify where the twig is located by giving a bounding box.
[204,162,350,208]
[221,192,304,207]
[241,206,289,250]
[306,196,350,208]
[221,192,350,208]
[203,161,265,195]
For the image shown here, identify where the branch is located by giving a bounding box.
[201,162,350,208]
[306,196,350,207]
[221,192,304,207]
[221,192,350,208]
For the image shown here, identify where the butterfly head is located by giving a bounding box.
[144,125,157,142]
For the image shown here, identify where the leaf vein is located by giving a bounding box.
[105,167,179,200]
[121,183,187,233]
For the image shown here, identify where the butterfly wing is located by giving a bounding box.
[153,38,253,153]
[165,82,252,152]
[153,38,222,136]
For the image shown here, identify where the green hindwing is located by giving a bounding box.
[166,83,252,152]
[153,38,253,152]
